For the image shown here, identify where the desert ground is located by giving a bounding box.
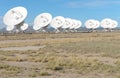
[0,32,120,78]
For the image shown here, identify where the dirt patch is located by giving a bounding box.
[0,39,41,44]
[0,45,46,51]
[3,61,43,68]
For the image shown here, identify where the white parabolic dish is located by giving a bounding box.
[74,20,82,29]
[6,26,14,31]
[3,6,27,26]
[33,13,52,30]
[93,20,100,29]
[109,20,118,29]
[20,23,28,31]
[69,19,78,29]
[50,16,65,29]
[85,19,96,29]
[62,18,72,29]
[101,18,112,29]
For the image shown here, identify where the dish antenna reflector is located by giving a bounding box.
[93,20,100,29]
[3,6,28,32]
[110,20,118,29]
[50,16,65,29]
[85,19,96,29]
[101,18,114,31]
[33,13,52,31]
[62,18,72,29]
[101,18,112,29]
[6,26,14,31]
[85,19,100,32]
[69,19,78,29]
[20,23,28,31]
[74,20,82,29]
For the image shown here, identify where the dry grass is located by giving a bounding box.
[0,32,120,48]
[0,32,120,78]
[0,63,21,77]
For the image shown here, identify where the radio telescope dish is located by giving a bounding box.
[50,16,65,29]
[101,18,112,29]
[110,20,118,29]
[62,18,72,29]
[85,19,100,32]
[3,6,27,26]
[33,13,52,30]
[20,23,28,31]
[3,6,28,33]
[85,19,96,29]
[74,20,82,29]
[33,25,41,31]
[93,20,100,29]
[6,26,14,31]
[69,19,77,29]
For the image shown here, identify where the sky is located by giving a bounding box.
[0,0,120,29]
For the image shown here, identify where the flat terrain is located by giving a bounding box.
[0,32,120,78]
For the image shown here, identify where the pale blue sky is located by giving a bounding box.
[0,0,120,28]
